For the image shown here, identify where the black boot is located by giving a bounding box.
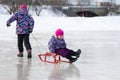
[17,52,23,57]
[77,49,81,54]
[67,55,77,63]
[27,50,32,59]
[75,49,81,58]
[69,58,77,63]
[28,52,32,58]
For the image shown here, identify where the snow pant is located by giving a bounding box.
[55,48,77,59]
[17,34,31,53]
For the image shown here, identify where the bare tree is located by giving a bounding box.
[1,0,33,15]
[32,0,67,16]
[32,0,43,16]
[38,0,66,6]
[0,0,70,15]
[1,0,18,15]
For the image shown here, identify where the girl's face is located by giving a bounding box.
[57,35,64,39]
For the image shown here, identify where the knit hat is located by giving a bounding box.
[19,4,27,9]
[55,29,64,37]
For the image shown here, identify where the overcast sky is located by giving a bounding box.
[113,0,120,4]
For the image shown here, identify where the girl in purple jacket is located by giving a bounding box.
[48,29,81,63]
[6,4,34,58]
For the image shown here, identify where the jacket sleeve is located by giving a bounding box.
[48,36,56,53]
[28,16,34,30]
[7,12,18,24]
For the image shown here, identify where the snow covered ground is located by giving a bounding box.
[0,14,120,80]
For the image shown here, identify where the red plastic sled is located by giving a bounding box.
[38,52,70,64]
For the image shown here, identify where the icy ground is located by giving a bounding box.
[0,15,120,80]
[0,31,120,80]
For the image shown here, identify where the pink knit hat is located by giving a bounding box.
[19,4,27,9]
[55,29,64,37]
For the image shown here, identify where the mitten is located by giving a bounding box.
[6,23,11,27]
[29,29,33,33]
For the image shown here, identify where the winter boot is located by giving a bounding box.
[27,50,32,59]
[75,49,81,58]
[17,52,23,57]
[77,49,81,54]
[67,54,77,63]
[69,58,77,63]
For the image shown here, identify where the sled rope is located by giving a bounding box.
[31,33,48,52]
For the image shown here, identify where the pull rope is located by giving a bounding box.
[31,33,48,53]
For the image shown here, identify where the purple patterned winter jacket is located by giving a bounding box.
[7,8,34,34]
[48,35,66,53]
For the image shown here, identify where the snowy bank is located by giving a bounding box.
[33,16,120,33]
[1,15,120,40]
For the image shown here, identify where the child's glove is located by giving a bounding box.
[28,29,33,33]
[6,23,11,27]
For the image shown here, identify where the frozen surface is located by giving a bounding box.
[0,31,120,80]
[1,15,120,80]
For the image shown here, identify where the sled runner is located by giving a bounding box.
[38,52,70,64]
